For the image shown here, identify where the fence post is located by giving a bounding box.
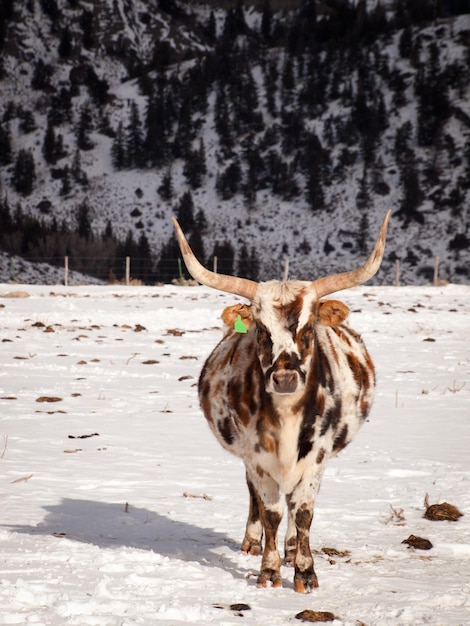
[394,259,400,287]
[64,256,69,286]
[125,256,130,285]
[433,256,440,286]
[10,257,16,282]
[283,258,289,282]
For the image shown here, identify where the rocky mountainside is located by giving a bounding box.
[0,0,469,285]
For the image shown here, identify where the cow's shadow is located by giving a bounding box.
[3,498,252,581]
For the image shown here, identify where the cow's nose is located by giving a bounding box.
[272,370,298,394]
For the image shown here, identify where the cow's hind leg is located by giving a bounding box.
[241,474,263,556]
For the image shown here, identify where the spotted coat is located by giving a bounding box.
[198,281,376,592]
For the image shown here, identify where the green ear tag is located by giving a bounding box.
[234,314,247,334]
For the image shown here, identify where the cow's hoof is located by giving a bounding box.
[293,570,319,594]
[257,569,282,588]
[241,539,262,556]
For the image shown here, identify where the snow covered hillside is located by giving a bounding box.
[1,1,470,285]
[1,282,469,625]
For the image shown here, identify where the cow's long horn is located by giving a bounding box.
[172,217,258,300]
[311,209,391,300]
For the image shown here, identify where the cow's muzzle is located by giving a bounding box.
[271,370,299,394]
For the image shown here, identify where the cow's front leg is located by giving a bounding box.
[247,468,283,588]
[257,498,283,588]
[241,473,263,556]
[284,496,297,566]
[286,469,325,593]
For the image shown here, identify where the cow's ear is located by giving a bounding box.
[318,300,349,326]
[221,304,254,330]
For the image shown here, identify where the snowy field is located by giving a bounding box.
[1,282,469,626]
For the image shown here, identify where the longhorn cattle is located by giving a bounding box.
[172,211,390,593]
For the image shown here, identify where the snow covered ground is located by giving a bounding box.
[0,282,469,626]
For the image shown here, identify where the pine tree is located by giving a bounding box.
[77,201,92,241]
[144,86,168,167]
[416,44,450,147]
[135,231,153,283]
[155,233,181,283]
[357,211,370,255]
[397,151,424,226]
[261,1,272,42]
[195,208,208,232]
[0,196,13,237]
[58,25,73,57]
[216,160,242,200]
[0,120,13,165]
[183,139,206,189]
[111,122,126,170]
[243,170,257,210]
[158,169,174,200]
[60,166,71,196]
[98,111,114,138]
[88,74,109,107]
[231,59,261,135]
[244,135,267,192]
[394,121,413,156]
[248,247,260,281]
[281,54,295,103]
[198,138,207,173]
[263,58,279,117]
[173,94,194,160]
[305,161,325,212]
[205,11,216,44]
[76,104,94,150]
[238,243,251,278]
[212,240,235,276]
[71,148,88,186]
[31,59,54,90]
[19,110,36,134]
[104,220,113,238]
[398,25,413,59]
[43,121,59,164]
[126,100,144,168]
[12,149,36,195]
[49,88,73,125]
[281,108,304,155]
[238,243,261,281]
[188,229,206,266]
[175,191,195,232]
[80,9,95,50]
[186,64,208,116]
[301,132,330,188]
[40,0,60,22]
[214,86,233,155]
[2,100,16,122]
[222,3,246,42]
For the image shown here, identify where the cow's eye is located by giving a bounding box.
[256,325,272,347]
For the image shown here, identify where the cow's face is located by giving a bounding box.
[224,281,350,396]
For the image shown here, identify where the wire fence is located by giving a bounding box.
[3,255,181,286]
[3,254,253,286]
[1,253,451,287]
